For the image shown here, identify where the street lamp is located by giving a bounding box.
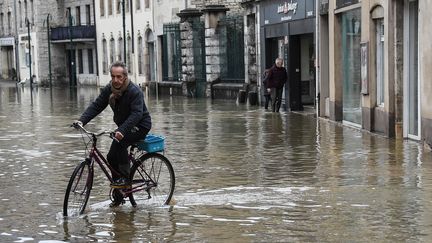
[44,13,53,87]
[68,9,76,86]
[25,17,33,88]
[122,0,126,66]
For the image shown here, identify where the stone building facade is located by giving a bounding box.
[317,0,432,148]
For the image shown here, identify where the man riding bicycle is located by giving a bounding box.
[74,61,151,207]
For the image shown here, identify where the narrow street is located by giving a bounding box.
[0,83,431,242]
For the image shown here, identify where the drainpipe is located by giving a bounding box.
[93,0,99,80]
[315,0,320,117]
[122,0,126,66]
[13,0,20,82]
[46,14,52,86]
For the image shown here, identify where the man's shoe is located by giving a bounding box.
[109,199,125,208]
[110,178,131,189]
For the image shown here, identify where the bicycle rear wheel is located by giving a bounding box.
[130,153,175,207]
[63,160,93,216]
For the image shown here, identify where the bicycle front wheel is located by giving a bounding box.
[63,160,93,217]
[130,153,175,207]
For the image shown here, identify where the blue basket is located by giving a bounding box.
[136,134,165,153]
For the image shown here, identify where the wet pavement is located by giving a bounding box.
[0,81,432,242]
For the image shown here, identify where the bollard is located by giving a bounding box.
[248,91,258,106]
[238,90,247,103]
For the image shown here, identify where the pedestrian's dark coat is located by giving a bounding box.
[266,65,287,89]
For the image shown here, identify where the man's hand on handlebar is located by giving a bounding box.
[114,131,124,141]
[72,120,83,129]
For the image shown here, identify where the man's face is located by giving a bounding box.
[275,60,283,67]
[111,66,127,89]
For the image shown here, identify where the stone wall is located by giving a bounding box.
[191,0,244,15]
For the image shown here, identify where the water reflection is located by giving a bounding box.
[0,82,432,242]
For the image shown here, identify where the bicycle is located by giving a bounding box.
[63,123,175,217]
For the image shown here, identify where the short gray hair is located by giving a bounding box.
[275,58,283,64]
[110,61,128,76]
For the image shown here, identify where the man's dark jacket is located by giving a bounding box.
[79,81,151,135]
[266,65,287,89]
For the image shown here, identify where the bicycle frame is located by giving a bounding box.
[73,124,161,198]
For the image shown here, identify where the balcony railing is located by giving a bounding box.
[51,25,96,41]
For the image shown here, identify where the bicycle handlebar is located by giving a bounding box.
[72,122,113,138]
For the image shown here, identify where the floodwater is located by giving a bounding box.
[0,82,432,242]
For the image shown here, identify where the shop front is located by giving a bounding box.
[260,0,316,111]
[0,37,16,80]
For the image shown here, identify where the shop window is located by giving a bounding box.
[341,9,362,125]
[375,18,384,107]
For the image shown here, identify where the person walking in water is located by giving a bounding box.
[265,58,287,112]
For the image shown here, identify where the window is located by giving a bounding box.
[100,0,105,17]
[86,5,91,25]
[144,0,150,9]
[341,9,362,124]
[136,0,141,10]
[138,36,143,74]
[88,49,94,74]
[0,13,4,34]
[376,18,384,107]
[117,0,121,14]
[147,30,155,81]
[102,38,108,73]
[76,6,81,26]
[78,49,84,74]
[24,0,28,21]
[19,1,22,28]
[7,12,11,34]
[125,0,130,13]
[127,36,132,73]
[30,0,34,24]
[117,37,124,61]
[108,0,113,15]
[110,37,115,63]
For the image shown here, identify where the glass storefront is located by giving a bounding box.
[341,9,362,125]
[407,0,419,137]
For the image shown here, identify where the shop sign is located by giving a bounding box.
[262,0,315,26]
[0,37,14,46]
[277,1,298,14]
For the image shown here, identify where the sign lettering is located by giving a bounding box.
[277,0,298,14]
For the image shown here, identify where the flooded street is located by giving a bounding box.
[1,82,432,242]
